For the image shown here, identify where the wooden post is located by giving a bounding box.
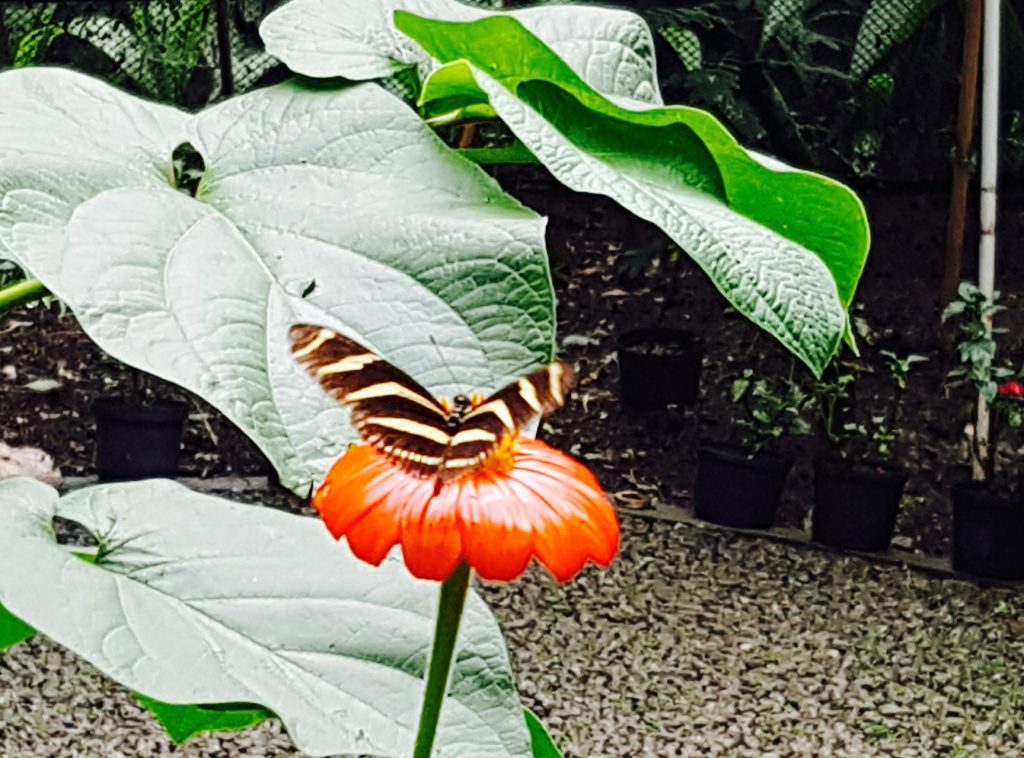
[940,0,983,315]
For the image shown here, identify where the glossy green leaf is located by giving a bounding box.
[132,695,274,745]
[0,601,35,651]
[0,477,531,757]
[0,68,553,492]
[525,708,563,758]
[398,13,870,375]
[260,0,662,104]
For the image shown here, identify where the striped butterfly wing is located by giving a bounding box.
[441,361,575,481]
[289,324,451,476]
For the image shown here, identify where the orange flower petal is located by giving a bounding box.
[460,473,537,581]
[313,448,385,539]
[398,481,463,581]
[312,437,619,582]
[513,458,619,568]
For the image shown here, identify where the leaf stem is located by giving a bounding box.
[423,104,496,128]
[0,278,47,313]
[412,562,471,758]
[456,144,539,165]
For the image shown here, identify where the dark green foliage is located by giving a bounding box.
[730,368,812,454]
[0,1,283,106]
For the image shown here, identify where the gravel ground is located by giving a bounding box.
[2,514,1023,757]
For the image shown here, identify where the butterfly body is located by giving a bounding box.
[289,324,574,482]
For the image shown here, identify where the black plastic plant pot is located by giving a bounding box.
[617,328,704,410]
[693,444,790,529]
[811,459,907,552]
[951,483,1024,580]
[93,399,188,481]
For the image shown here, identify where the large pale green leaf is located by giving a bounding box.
[0,68,553,491]
[398,13,870,375]
[0,477,531,757]
[260,0,662,104]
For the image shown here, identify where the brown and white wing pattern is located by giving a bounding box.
[440,361,575,481]
[289,324,451,477]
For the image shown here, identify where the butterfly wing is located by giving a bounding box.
[440,361,575,481]
[289,324,451,476]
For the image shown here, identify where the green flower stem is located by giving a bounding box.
[0,278,47,313]
[412,561,471,758]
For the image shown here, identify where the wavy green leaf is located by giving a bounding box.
[398,12,870,375]
[0,477,531,757]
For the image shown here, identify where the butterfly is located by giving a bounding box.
[289,324,574,482]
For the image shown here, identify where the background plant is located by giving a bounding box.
[0,1,279,106]
[730,367,812,455]
[813,349,926,461]
[943,281,1024,483]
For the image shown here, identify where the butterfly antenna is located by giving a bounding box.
[429,335,461,392]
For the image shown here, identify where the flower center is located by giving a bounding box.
[485,433,518,476]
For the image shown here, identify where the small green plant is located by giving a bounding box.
[812,360,858,446]
[943,281,1024,484]
[730,367,811,455]
[812,348,926,461]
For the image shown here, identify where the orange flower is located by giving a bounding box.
[312,436,619,582]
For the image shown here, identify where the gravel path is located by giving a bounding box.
[2,515,1022,757]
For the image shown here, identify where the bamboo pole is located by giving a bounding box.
[974,0,1001,480]
[940,0,984,313]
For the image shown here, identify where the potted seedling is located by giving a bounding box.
[810,349,925,552]
[943,282,1024,579]
[694,367,809,529]
[93,368,188,481]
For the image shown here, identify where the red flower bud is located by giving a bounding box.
[997,381,1024,397]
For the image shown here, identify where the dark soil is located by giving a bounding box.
[2,172,1024,558]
